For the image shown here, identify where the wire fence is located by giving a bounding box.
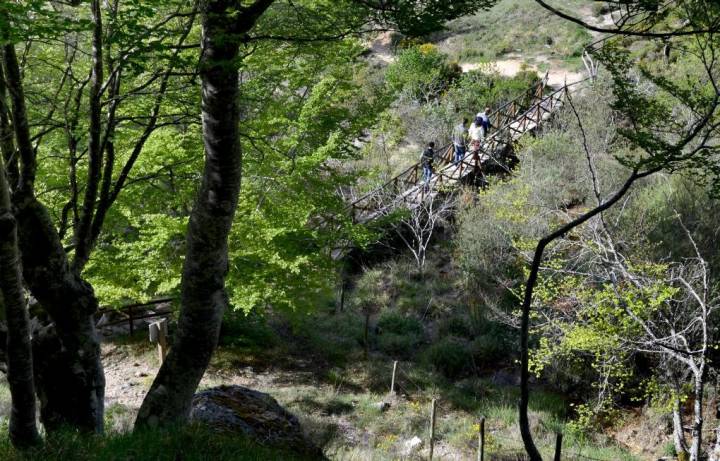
[384,360,621,461]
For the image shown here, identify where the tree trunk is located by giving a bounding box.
[15,197,105,433]
[0,137,40,447]
[689,371,704,461]
[72,0,104,271]
[673,392,689,459]
[517,169,649,461]
[3,42,105,434]
[135,0,275,427]
[0,62,18,190]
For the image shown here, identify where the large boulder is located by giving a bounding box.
[190,385,325,459]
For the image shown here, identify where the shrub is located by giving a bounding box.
[295,312,365,365]
[470,334,507,366]
[425,337,473,379]
[385,44,461,101]
[377,311,423,336]
[437,316,472,338]
[376,311,424,358]
[219,310,278,350]
[377,332,422,359]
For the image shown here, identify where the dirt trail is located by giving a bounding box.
[458,7,616,87]
[461,58,585,87]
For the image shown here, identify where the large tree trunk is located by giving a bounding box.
[0,74,40,446]
[3,42,105,434]
[135,0,274,427]
[16,197,105,433]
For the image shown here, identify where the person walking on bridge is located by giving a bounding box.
[452,118,468,165]
[421,142,435,189]
[477,107,492,139]
[469,117,483,152]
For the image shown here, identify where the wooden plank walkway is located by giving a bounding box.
[349,76,582,224]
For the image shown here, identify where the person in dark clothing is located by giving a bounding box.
[421,142,435,187]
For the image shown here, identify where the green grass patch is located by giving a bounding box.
[0,425,316,461]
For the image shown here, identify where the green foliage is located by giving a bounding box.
[437,316,472,338]
[0,425,315,461]
[385,44,461,101]
[434,0,591,61]
[424,336,472,378]
[377,311,423,336]
[352,269,390,314]
[444,68,537,115]
[292,312,366,365]
[377,311,424,358]
[369,0,497,37]
[219,310,278,350]
[471,330,511,365]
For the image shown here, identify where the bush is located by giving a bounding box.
[376,311,424,358]
[425,337,473,379]
[219,310,278,350]
[437,316,472,338]
[294,312,365,365]
[377,333,422,359]
[385,44,461,101]
[377,311,423,336]
[470,334,507,366]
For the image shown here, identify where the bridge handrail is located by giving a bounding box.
[348,74,554,211]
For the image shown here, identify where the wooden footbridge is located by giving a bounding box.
[348,75,585,224]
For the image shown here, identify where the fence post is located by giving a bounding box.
[477,417,485,461]
[149,318,169,364]
[128,305,134,335]
[554,432,563,461]
[390,361,398,396]
[429,398,437,460]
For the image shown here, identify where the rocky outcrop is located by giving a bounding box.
[190,385,325,459]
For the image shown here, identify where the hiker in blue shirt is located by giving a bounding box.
[452,118,468,165]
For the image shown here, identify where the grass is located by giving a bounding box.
[0,425,316,461]
[432,0,593,62]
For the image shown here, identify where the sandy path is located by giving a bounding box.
[461,58,585,87]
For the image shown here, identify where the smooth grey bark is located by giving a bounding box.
[3,42,105,434]
[690,371,704,461]
[672,389,689,457]
[72,0,104,272]
[135,0,275,427]
[0,75,40,447]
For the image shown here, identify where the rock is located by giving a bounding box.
[190,385,325,459]
[134,371,148,378]
[401,436,423,456]
[374,401,391,412]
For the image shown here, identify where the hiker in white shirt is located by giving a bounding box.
[468,118,483,152]
[477,107,492,138]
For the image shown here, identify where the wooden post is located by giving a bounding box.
[429,398,437,460]
[390,361,398,396]
[149,318,169,363]
[478,417,485,461]
[554,432,563,461]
